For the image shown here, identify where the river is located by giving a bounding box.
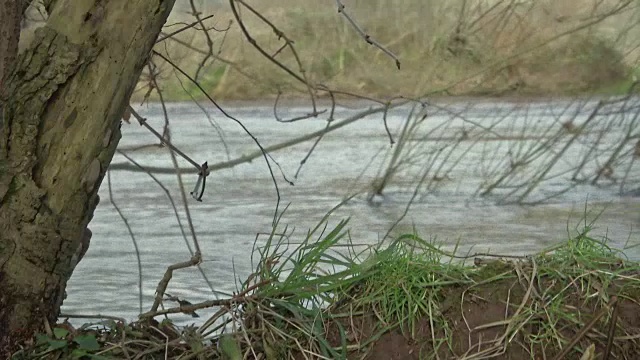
[61,97,640,325]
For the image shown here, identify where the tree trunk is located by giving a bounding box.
[0,0,24,90]
[0,0,176,355]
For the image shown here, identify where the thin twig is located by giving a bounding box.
[335,0,401,69]
[147,254,201,316]
[156,14,216,43]
[127,106,205,174]
[604,296,620,360]
[115,150,223,297]
[552,296,618,360]
[230,0,318,114]
[110,104,397,174]
[59,313,128,324]
[151,49,286,226]
[107,171,143,314]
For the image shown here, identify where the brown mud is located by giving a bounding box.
[322,262,640,360]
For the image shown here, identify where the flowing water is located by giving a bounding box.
[62,98,640,325]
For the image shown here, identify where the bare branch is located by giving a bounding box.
[156,14,215,43]
[106,171,143,313]
[127,106,205,175]
[335,0,401,69]
[151,49,287,225]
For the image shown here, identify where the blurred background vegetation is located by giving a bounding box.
[21,0,640,100]
[160,0,640,100]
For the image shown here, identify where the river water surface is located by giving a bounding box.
[62,98,640,325]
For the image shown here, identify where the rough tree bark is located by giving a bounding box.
[0,0,176,355]
[0,1,24,91]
